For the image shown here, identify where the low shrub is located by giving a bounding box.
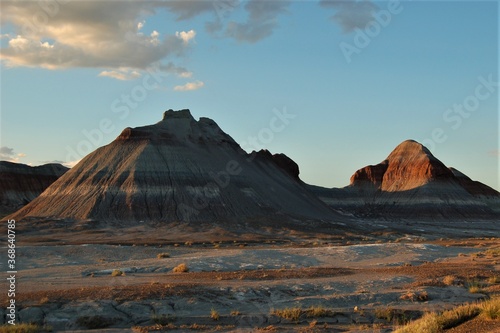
[111,269,124,277]
[172,263,189,273]
[271,307,302,322]
[210,308,220,321]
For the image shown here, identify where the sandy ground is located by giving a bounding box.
[1,234,499,332]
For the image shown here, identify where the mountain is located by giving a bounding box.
[8,109,337,229]
[349,140,454,191]
[310,140,500,219]
[0,161,68,217]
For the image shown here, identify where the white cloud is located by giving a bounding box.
[98,69,142,81]
[320,0,379,33]
[0,1,290,82]
[179,71,193,78]
[150,30,160,46]
[0,2,194,77]
[8,35,30,49]
[40,41,54,49]
[174,80,205,92]
[176,30,196,44]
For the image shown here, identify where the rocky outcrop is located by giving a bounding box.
[0,161,68,217]
[310,140,500,219]
[349,161,388,189]
[271,153,300,180]
[250,150,300,180]
[8,109,337,225]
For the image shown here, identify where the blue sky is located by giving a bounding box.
[0,0,498,190]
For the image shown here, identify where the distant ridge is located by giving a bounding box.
[0,161,68,217]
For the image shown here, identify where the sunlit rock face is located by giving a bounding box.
[310,140,500,220]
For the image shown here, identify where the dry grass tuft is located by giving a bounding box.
[394,312,440,333]
[480,297,500,320]
[487,276,500,284]
[395,298,500,332]
[400,290,428,302]
[39,296,50,305]
[485,247,500,258]
[172,263,189,273]
[271,305,334,322]
[467,280,485,294]
[439,303,480,330]
[111,269,124,277]
[271,307,302,322]
[305,305,334,318]
[443,275,458,286]
[210,308,220,321]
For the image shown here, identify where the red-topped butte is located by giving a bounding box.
[350,140,455,192]
[310,139,499,219]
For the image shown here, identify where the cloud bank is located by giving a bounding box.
[0,0,299,87]
[0,1,198,88]
[164,0,291,43]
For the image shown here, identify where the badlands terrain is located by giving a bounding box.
[1,109,499,332]
[2,228,500,332]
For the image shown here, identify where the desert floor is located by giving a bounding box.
[1,219,499,332]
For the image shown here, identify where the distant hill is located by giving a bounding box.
[8,109,337,230]
[309,140,500,220]
[0,161,68,217]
